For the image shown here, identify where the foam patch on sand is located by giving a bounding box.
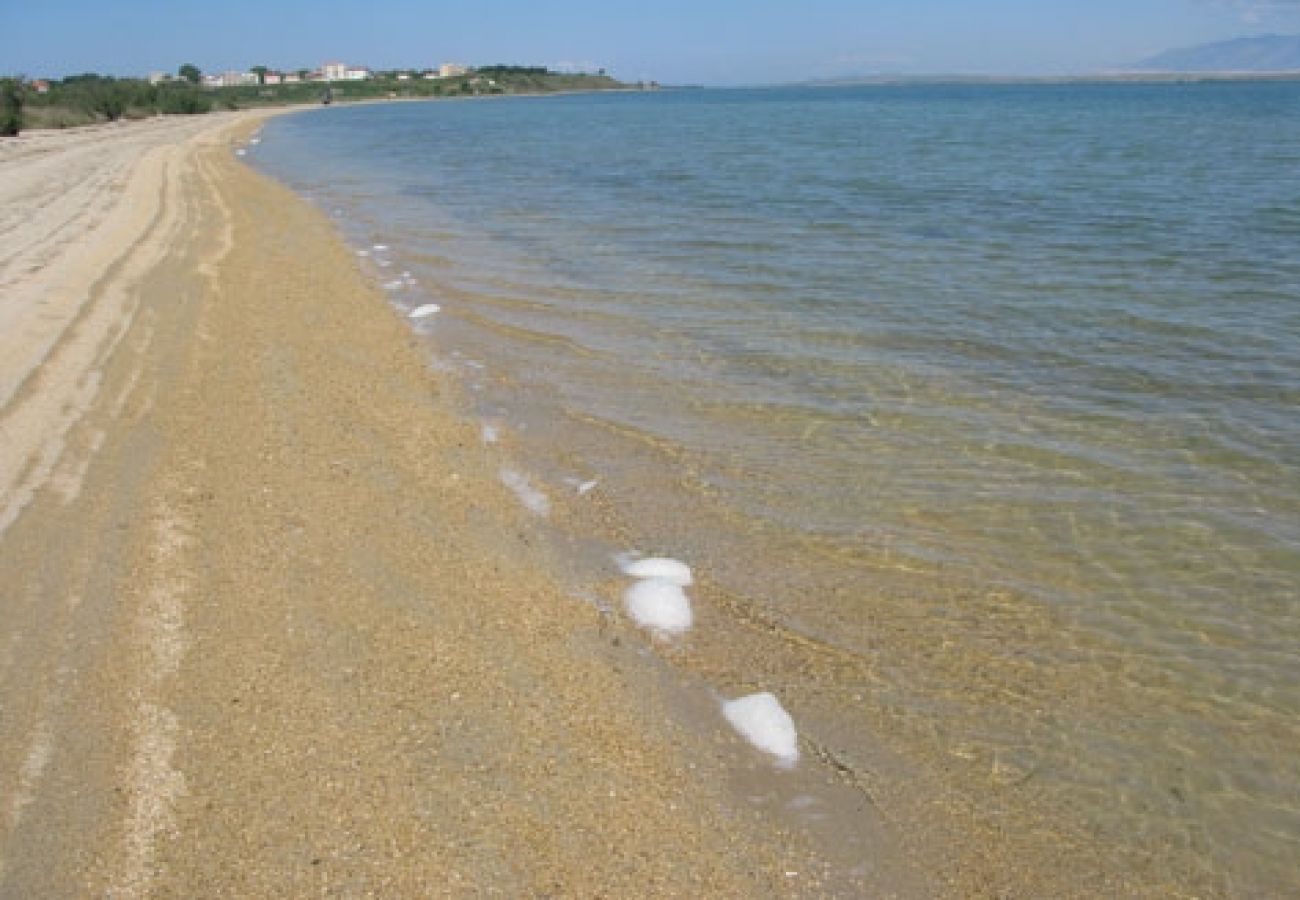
[563,476,599,495]
[481,423,499,444]
[499,468,550,516]
[722,693,799,767]
[408,304,440,319]
[619,556,693,586]
[623,578,693,634]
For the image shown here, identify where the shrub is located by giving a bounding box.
[157,86,211,114]
[0,79,23,136]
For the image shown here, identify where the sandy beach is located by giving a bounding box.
[0,111,928,896]
[7,103,1218,899]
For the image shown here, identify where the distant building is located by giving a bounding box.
[221,71,259,87]
[30,79,51,94]
[396,72,411,81]
[199,71,258,88]
[263,72,283,85]
[316,62,372,81]
[439,63,469,78]
[283,73,302,84]
[147,71,171,85]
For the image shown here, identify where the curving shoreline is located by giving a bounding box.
[0,111,929,895]
[2,105,1218,895]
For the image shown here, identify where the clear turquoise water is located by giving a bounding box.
[255,84,1300,892]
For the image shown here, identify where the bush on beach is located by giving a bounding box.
[19,76,214,127]
[1,78,23,136]
[157,84,212,115]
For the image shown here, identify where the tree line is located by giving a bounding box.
[2,63,632,135]
[2,71,215,134]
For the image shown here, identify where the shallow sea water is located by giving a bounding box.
[255,83,1300,894]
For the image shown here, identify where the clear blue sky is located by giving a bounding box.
[8,0,1300,84]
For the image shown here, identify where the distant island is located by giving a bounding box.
[784,34,1300,89]
[790,70,1300,89]
[1133,33,1300,73]
[3,63,652,133]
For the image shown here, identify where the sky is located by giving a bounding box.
[7,0,1300,84]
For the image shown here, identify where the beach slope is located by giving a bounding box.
[0,115,869,895]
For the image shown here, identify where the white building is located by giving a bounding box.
[318,61,372,81]
[220,71,259,87]
[439,63,469,78]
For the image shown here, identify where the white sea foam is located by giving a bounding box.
[481,424,499,444]
[234,149,246,157]
[563,476,600,495]
[499,468,550,516]
[408,304,440,319]
[619,556,692,586]
[382,279,404,291]
[356,249,370,257]
[623,578,693,634]
[722,692,799,767]
[372,243,389,251]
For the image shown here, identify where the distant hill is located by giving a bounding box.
[1135,34,1300,72]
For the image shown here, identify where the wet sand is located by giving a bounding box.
[0,108,1195,897]
[0,112,931,896]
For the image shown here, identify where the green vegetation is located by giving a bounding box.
[13,66,638,132]
[19,74,212,128]
[1,78,23,136]
[212,67,627,107]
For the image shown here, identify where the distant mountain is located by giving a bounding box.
[1135,34,1300,72]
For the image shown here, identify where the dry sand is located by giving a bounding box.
[0,112,939,896]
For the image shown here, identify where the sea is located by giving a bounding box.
[252,82,1300,895]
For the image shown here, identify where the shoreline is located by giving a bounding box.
[0,108,919,894]
[0,100,1233,895]
[253,97,1255,898]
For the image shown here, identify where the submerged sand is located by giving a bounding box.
[0,111,1170,897]
[0,112,876,896]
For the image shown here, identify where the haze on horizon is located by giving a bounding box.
[9,0,1300,85]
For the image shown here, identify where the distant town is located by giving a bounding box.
[150,61,478,90]
[3,63,650,135]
